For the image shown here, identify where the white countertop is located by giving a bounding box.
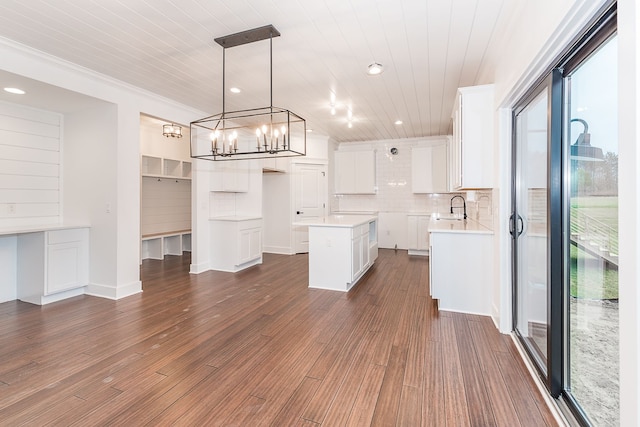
[428,214,493,234]
[0,223,90,237]
[293,214,377,228]
[210,215,262,222]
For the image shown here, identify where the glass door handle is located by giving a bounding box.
[509,213,524,237]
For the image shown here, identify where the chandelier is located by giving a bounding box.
[190,25,306,161]
[163,123,182,138]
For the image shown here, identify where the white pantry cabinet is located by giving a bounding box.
[451,84,494,190]
[407,214,430,256]
[411,142,448,193]
[210,161,249,192]
[17,227,89,305]
[209,216,262,272]
[334,150,376,194]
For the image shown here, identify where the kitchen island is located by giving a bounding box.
[293,215,378,292]
[428,214,494,315]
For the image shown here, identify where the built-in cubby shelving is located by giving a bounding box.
[141,230,192,260]
[141,155,191,180]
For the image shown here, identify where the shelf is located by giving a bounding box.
[141,230,191,260]
[163,159,181,177]
[141,155,192,180]
[141,155,162,175]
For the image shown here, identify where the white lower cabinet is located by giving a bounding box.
[210,217,262,272]
[407,215,430,256]
[17,228,89,305]
[306,217,378,292]
[429,231,493,315]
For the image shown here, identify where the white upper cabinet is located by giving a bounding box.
[334,150,376,194]
[210,161,249,192]
[451,84,494,190]
[411,140,449,193]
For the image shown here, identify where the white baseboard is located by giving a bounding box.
[263,246,294,255]
[189,262,210,274]
[85,280,142,300]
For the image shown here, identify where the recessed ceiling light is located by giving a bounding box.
[230,87,241,93]
[367,62,384,76]
[395,120,403,125]
[306,128,313,133]
[4,87,25,95]
[348,122,353,129]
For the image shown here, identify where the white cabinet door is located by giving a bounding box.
[411,143,448,193]
[354,151,375,193]
[334,150,375,194]
[451,85,494,190]
[417,216,430,250]
[351,234,363,280]
[361,231,370,270]
[210,162,249,192]
[238,227,261,265]
[407,216,418,249]
[335,151,356,194]
[408,215,430,255]
[46,228,88,295]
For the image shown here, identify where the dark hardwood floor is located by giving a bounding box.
[0,249,557,426]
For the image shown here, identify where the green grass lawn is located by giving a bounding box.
[571,196,618,229]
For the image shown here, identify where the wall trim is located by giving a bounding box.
[85,280,142,300]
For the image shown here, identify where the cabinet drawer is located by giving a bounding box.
[47,228,88,245]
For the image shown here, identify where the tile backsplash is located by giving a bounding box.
[334,138,493,221]
[333,138,493,248]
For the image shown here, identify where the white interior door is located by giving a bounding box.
[293,163,327,253]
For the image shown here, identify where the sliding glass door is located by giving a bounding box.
[512,5,618,425]
[565,32,618,427]
[512,70,563,394]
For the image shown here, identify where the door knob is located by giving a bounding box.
[297,211,304,214]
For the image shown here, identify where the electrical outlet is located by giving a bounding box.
[8,203,16,214]
[105,204,111,213]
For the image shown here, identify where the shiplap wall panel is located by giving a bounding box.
[0,159,59,176]
[140,177,191,236]
[0,130,60,151]
[0,116,60,139]
[0,102,61,227]
[0,189,59,203]
[0,102,61,125]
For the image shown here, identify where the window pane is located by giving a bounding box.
[567,35,618,426]
[515,88,549,370]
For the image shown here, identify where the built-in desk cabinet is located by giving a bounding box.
[17,227,89,305]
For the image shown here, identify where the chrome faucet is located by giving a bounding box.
[450,195,467,219]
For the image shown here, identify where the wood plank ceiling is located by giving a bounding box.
[0,0,517,142]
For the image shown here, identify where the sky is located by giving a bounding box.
[569,35,618,156]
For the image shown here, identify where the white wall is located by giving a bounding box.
[0,101,61,227]
[0,37,204,299]
[63,103,119,288]
[333,137,491,249]
[484,0,640,424]
[618,0,640,424]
